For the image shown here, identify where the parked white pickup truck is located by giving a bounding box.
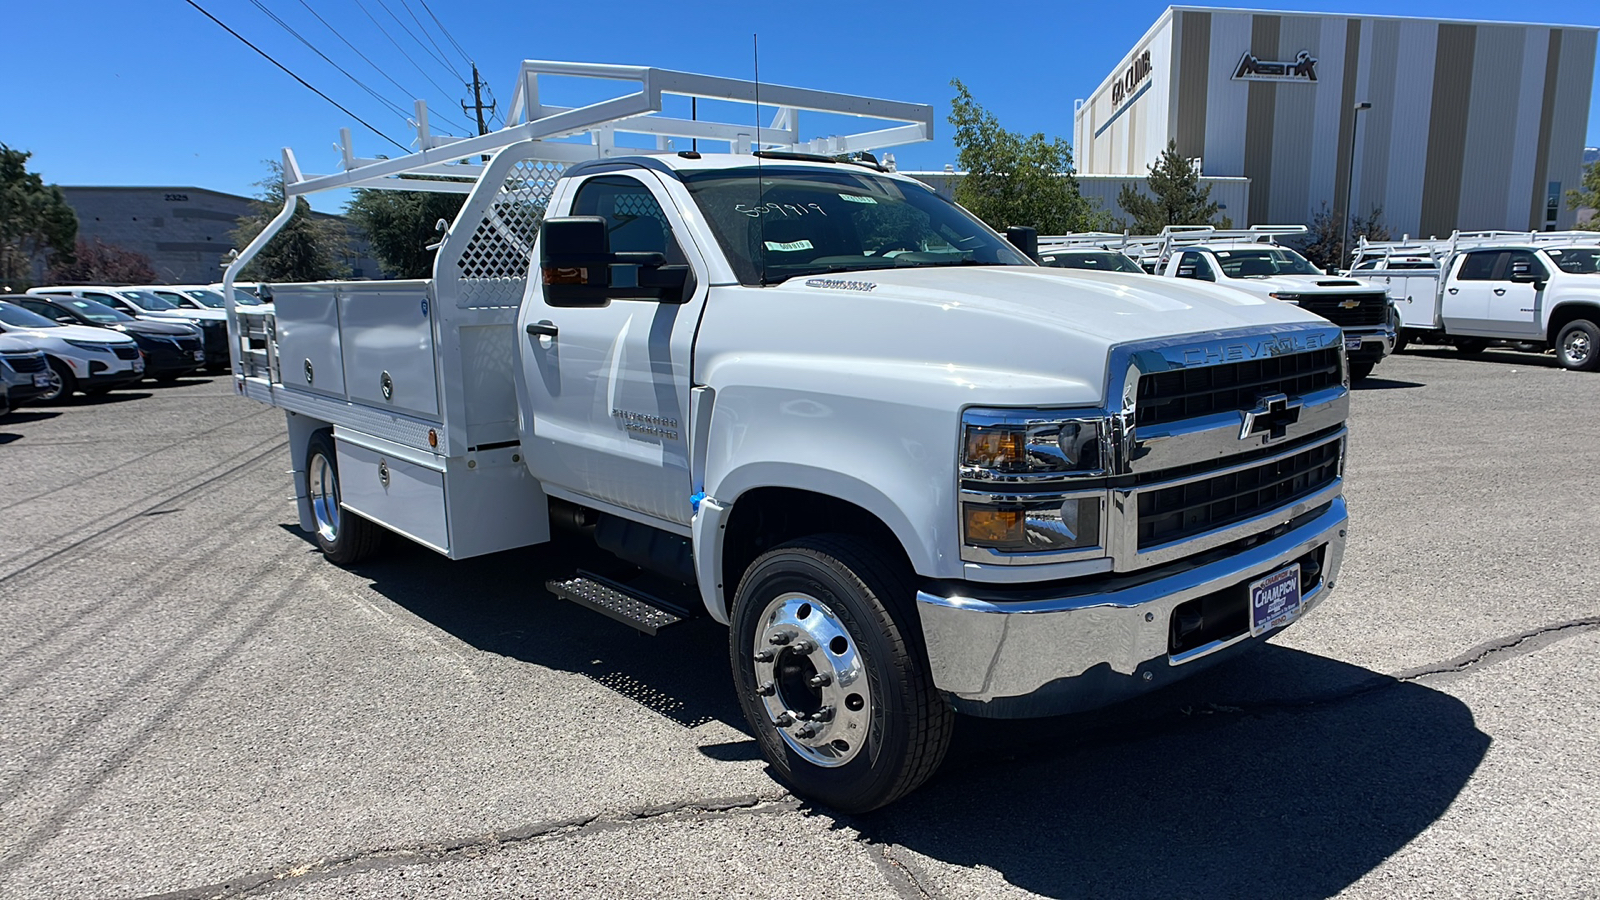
[1138,227,1396,382]
[225,62,1352,812]
[1350,232,1600,370]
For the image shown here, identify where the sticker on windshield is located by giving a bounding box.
[764,240,814,252]
[839,194,878,204]
[804,278,877,292]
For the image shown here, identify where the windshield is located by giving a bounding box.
[184,287,259,307]
[1041,251,1144,273]
[681,166,1031,285]
[118,290,180,311]
[1546,247,1600,275]
[1214,247,1323,277]
[66,297,134,323]
[0,301,62,329]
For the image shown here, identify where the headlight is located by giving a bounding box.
[960,409,1111,561]
[961,413,1105,479]
[64,339,114,352]
[1268,292,1302,303]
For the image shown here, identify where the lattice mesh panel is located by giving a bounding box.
[455,159,564,308]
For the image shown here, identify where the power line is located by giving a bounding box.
[374,0,458,79]
[179,0,407,152]
[396,0,462,80]
[349,0,464,108]
[247,0,411,121]
[291,0,474,133]
[416,0,473,70]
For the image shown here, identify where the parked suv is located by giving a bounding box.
[31,286,229,371]
[144,284,267,312]
[0,335,53,410]
[0,300,143,401]
[16,294,205,382]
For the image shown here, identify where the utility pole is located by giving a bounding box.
[462,62,494,136]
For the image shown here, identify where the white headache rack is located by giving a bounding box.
[1354,230,1600,269]
[218,60,933,560]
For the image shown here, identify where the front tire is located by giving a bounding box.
[1348,360,1376,383]
[39,358,76,403]
[1454,337,1489,357]
[1556,320,1600,372]
[304,431,385,565]
[730,535,953,813]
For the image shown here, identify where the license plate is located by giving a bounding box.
[133,358,145,373]
[1249,564,1302,636]
[33,373,51,388]
[1344,335,1363,351]
[194,350,206,361]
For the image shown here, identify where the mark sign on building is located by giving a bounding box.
[1111,50,1154,107]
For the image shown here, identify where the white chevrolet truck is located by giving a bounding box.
[1350,232,1600,369]
[1140,226,1396,382]
[225,63,1352,812]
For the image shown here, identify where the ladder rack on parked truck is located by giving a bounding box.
[1350,230,1600,270]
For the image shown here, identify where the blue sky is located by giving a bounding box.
[4,0,1597,212]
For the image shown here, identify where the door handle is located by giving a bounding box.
[525,321,559,338]
[1447,288,1459,294]
[1493,288,1506,296]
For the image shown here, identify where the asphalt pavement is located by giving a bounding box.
[1,347,1596,900]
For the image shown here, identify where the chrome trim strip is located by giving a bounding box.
[1133,386,1346,471]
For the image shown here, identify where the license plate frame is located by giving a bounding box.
[1344,335,1363,351]
[193,350,205,361]
[1249,563,1302,637]
[33,373,51,388]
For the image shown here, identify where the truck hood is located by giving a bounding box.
[699,266,1335,409]
[1220,275,1387,297]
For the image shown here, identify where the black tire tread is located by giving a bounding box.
[305,431,385,566]
[1556,319,1600,372]
[735,533,953,812]
[1348,360,1376,383]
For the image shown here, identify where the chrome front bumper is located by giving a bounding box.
[916,498,1348,718]
[1344,324,1396,360]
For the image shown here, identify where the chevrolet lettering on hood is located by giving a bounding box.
[1180,332,1332,367]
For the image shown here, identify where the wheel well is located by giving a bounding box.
[720,487,911,613]
[1547,304,1600,344]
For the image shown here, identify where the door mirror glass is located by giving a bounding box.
[541,216,694,306]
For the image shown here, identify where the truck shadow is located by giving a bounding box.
[852,648,1488,900]
[323,529,1487,898]
[1402,347,1559,368]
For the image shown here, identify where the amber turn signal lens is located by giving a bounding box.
[543,265,589,285]
[965,428,1024,469]
[427,428,438,448]
[964,507,1025,545]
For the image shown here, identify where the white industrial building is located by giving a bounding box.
[1074,6,1598,235]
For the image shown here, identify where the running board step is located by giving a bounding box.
[546,571,697,636]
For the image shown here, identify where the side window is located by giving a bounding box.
[570,175,687,266]
[16,299,56,318]
[1456,252,1500,281]
[1505,250,1547,280]
[1175,250,1211,280]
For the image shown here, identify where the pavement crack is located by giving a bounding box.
[1390,616,1600,683]
[125,793,797,900]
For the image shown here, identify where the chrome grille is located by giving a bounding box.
[1135,348,1342,428]
[1137,438,1341,549]
[2,352,46,373]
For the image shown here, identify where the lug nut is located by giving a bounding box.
[792,640,815,654]
[794,722,819,738]
[813,705,835,722]
[769,630,796,646]
[757,681,775,696]
[808,673,832,688]
[774,712,794,727]
[754,649,774,662]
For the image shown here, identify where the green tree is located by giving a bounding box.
[1116,140,1223,233]
[45,238,156,284]
[948,79,1107,234]
[0,144,78,290]
[1296,202,1391,272]
[345,186,467,278]
[1567,159,1599,231]
[230,161,349,282]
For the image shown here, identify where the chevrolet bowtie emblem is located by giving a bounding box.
[1338,299,1361,309]
[1241,393,1302,442]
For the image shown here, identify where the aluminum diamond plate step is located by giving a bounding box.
[546,571,696,636]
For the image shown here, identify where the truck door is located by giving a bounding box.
[1441,251,1499,335]
[517,171,709,528]
[1483,250,1545,338]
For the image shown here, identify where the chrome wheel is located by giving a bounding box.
[1562,330,1592,367]
[309,451,341,543]
[38,369,64,402]
[752,592,873,768]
